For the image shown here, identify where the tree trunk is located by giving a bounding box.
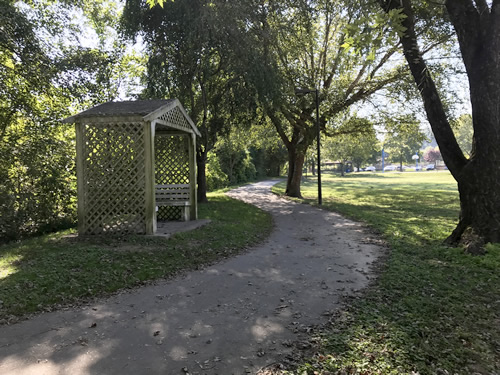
[378,0,500,251]
[446,163,500,253]
[196,149,208,204]
[285,148,305,198]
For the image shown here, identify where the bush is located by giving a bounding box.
[235,150,257,183]
[206,152,229,191]
[0,120,77,243]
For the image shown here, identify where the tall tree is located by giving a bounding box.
[377,0,500,251]
[254,0,408,197]
[121,0,264,202]
[384,116,427,171]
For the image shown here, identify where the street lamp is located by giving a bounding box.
[295,87,322,205]
[412,152,419,171]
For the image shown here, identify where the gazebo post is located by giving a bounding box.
[188,132,198,220]
[144,121,156,234]
[75,122,86,234]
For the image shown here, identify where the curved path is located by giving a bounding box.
[0,181,383,375]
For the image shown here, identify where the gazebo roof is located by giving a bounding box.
[68,99,174,118]
[63,99,201,136]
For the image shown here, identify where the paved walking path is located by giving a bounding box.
[0,181,383,375]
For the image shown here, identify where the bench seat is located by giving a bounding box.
[155,183,191,221]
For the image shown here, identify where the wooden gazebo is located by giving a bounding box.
[63,99,201,235]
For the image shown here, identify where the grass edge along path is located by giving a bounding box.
[0,191,272,323]
[273,172,500,375]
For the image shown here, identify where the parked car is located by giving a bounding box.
[384,165,397,171]
[425,164,435,170]
[365,166,376,171]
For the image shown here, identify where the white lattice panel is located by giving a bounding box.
[159,107,191,132]
[82,122,146,234]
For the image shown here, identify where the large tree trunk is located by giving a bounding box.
[196,148,208,204]
[443,2,500,251]
[447,163,500,253]
[379,0,500,252]
[285,148,305,198]
[447,52,500,250]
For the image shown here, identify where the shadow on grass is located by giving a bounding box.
[274,176,500,374]
[308,240,500,374]
[0,194,272,322]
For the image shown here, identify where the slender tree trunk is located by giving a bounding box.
[286,148,305,198]
[196,148,208,204]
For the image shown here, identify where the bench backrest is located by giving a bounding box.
[155,184,190,202]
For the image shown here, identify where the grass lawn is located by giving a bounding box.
[273,171,500,375]
[0,191,272,323]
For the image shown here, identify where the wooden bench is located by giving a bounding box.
[155,184,191,221]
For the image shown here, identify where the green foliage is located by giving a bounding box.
[250,145,288,178]
[384,115,427,167]
[205,152,229,191]
[323,116,378,174]
[215,141,257,185]
[0,0,130,242]
[0,100,77,242]
[0,0,75,242]
[452,114,473,158]
[0,192,272,320]
[274,172,500,374]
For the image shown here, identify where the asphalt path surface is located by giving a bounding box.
[0,180,384,375]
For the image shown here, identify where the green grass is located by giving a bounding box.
[273,171,500,375]
[0,191,272,322]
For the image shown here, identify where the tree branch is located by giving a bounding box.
[369,44,400,79]
[345,60,370,98]
[378,0,467,177]
[445,0,482,70]
[267,110,291,149]
[474,0,490,15]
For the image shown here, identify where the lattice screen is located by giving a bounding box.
[159,106,192,133]
[155,134,189,221]
[82,122,146,234]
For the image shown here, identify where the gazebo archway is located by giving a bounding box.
[63,99,201,235]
